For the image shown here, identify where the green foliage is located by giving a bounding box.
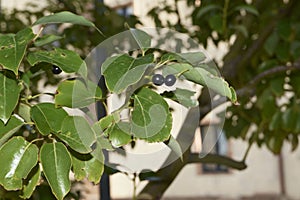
[0,10,236,199]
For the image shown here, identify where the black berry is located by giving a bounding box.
[52,65,62,74]
[165,74,176,86]
[152,74,164,86]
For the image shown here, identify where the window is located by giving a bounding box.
[200,125,229,173]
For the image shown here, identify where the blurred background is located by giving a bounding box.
[1,0,300,199]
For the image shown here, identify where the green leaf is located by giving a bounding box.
[130,29,151,52]
[27,48,87,77]
[0,72,22,124]
[95,134,114,151]
[139,170,161,182]
[269,111,282,131]
[40,142,71,200]
[282,107,298,132]
[55,79,102,108]
[233,5,259,16]
[277,20,291,41]
[230,25,248,38]
[270,77,284,96]
[196,5,223,18]
[32,11,102,34]
[275,41,290,62]
[161,52,206,66]
[60,116,96,154]
[0,115,24,147]
[264,32,279,56]
[0,28,35,75]
[161,88,198,108]
[208,14,223,34]
[105,122,132,147]
[30,103,68,135]
[164,63,237,103]
[0,137,38,190]
[34,34,64,47]
[102,54,154,94]
[17,103,32,122]
[165,135,183,161]
[21,165,41,199]
[131,88,172,142]
[71,145,104,184]
[93,113,120,133]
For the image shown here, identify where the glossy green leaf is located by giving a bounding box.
[282,107,298,132]
[105,122,132,147]
[0,28,35,75]
[102,54,154,94]
[0,72,22,124]
[269,111,282,131]
[131,88,172,142]
[161,88,198,108]
[55,79,102,108]
[0,137,38,190]
[196,5,223,18]
[0,115,24,147]
[233,5,259,16]
[34,34,64,47]
[30,103,68,135]
[27,48,87,77]
[130,29,151,52]
[32,11,102,34]
[93,113,120,133]
[40,142,71,200]
[71,144,104,184]
[164,63,237,103]
[60,116,96,154]
[21,165,41,199]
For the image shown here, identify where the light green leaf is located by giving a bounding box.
[102,54,154,94]
[27,48,87,77]
[165,135,183,161]
[233,5,259,16]
[161,88,198,108]
[34,34,64,47]
[0,28,35,75]
[105,122,132,147]
[0,72,22,124]
[40,142,71,200]
[161,52,206,66]
[164,63,237,103]
[0,137,38,190]
[32,11,102,34]
[30,103,68,135]
[0,115,24,147]
[95,134,114,151]
[21,165,41,199]
[196,5,223,18]
[93,113,120,133]
[17,103,31,122]
[71,146,104,184]
[55,79,102,108]
[131,88,172,142]
[130,29,151,52]
[60,116,96,154]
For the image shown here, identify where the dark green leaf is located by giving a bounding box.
[18,103,32,122]
[40,142,71,200]
[131,88,172,142]
[208,14,223,34]
[55,79,102,108]
[0,72,22,124]
[93,113,120,133]
[27,48,87,77]
[0,28,35,75]
[277,20,291,41]
[196,5,223,18]
[30,103,68,135]
[60,116,96,154]
[161,88,198,107]
[0,115,24,147]
[139,169,161,182]
[0,137,38,190]
[233,5,259,16]
[102,54,154,94]
[264,32,279,56]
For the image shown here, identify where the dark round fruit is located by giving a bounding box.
[152,74,164,86]
[52,65,62,74]
[165,74,176,86]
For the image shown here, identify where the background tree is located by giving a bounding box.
[138,0,300,198]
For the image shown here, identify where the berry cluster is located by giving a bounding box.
[152,74,176,86]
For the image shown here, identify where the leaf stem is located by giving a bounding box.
[222,0,230,40]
